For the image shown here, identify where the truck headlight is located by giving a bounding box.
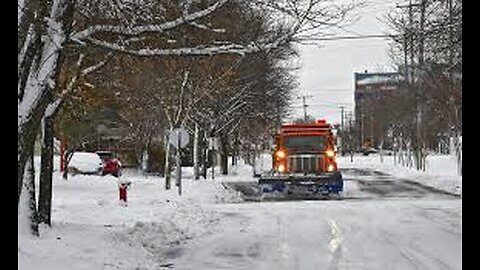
[327,164,335,172]
[278,164,286,172]
[276,150,286,159]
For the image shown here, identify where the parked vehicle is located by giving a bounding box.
[96,151,122,177]
[381,149,394,156]
[68,152,103,175]
[362,148,379,156]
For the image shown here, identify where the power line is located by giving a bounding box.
[306,34,398,41]
[310,100,352,105]
[291,101,352,107]
[310,89,353,92]
[308,104,352,108]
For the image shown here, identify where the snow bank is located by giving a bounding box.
[338,154,462,196]
[19,167,243,270]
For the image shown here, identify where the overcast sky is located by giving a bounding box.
[287,0,398,125]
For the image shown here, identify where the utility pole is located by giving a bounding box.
[408,0,419,169]
[417,0,426,170]
[448,0,453,71]
[397,0,421,85]
[339,105,345,155]
[297,94,313,122]
[360,111,364,149]
[397,0,422,169]
[340,105,345,130]
[447,0,460,175]
[348,111,355,162]
[303,95,307,121]
[409,0,416,87]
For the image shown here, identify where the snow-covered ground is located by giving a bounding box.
[19,154,461,269]
[338,154,462,196]
[19,166,243,270]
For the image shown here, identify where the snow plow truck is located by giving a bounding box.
[259,119,343,197]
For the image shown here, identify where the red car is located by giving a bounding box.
[96,151,122,177]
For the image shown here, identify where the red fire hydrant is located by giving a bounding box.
[118,178,131,205]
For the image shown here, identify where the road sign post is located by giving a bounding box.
[176,135,181,195]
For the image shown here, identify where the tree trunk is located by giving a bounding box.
[413,149,419,170]
[201,131,208,179]
[193,124,200,180]
[407,141,413,168]
[135,146,144,172]
[379,140,384,163]
[60,138,66,172]
[62,150,74,180]
[421,146,427,172]
[252,142,258,175]
[398,138,404,166]
[232,135,239,166]
[38,116,54,226]
[164,130,172,189]
[221,153,228,174]
[18,0,76,204]
[219,134,229,175]
[393,150,397,165]
[454,135,462,176]
[142,147,149,173]
[25,151,39,236]
[18,117,41,206]
[457,146,462,176]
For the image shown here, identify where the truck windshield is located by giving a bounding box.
[284,136,325,151]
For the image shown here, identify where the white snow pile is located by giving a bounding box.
[19,166,244,270]
[169,166,244,203]
[106,201,223,268]
[112,206,221,265]
[339,154,462,196]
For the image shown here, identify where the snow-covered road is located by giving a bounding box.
[171,200,461,270]
[170,168,461,270]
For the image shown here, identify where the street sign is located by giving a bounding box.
[169,128,189,149]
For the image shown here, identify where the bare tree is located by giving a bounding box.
[18,0,360,234]
[384,0,461,171]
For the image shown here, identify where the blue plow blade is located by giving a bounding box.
[262,180,343,194]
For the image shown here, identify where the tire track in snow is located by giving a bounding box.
[376,229,448,270]
[327,220,343,270]
[277,216,290,265]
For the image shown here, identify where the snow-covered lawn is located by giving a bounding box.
[19,166,243,270]
[19,154,461,269]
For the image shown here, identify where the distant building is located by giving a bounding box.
[354,71,403,149]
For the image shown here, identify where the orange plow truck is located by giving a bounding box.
[259,119,343,196]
